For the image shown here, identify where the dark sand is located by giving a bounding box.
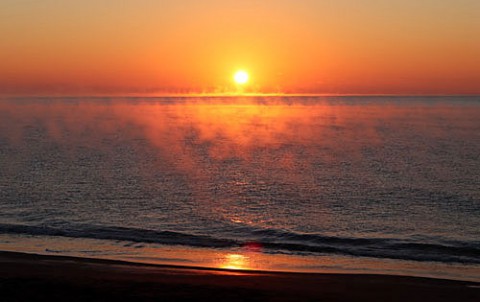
[0,251,478,301]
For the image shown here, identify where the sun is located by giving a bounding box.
[233,70,249,85]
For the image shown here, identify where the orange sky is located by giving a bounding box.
[0,0,479,95]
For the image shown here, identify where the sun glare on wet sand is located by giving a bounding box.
[221,254,250,270]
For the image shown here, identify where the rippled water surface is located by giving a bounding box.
[0,96,479,278]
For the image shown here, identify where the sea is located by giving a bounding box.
[0,96,479,281]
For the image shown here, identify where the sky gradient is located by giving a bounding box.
[1,0,479,95]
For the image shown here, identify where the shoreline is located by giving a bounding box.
[1,250,478,301]
[2,233,479,283]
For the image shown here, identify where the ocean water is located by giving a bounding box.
[0,96,479,280]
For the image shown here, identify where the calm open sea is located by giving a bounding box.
[0,96,479,280]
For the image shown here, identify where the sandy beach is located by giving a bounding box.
[0,251,478,301]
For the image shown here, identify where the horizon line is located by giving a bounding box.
[1,92,479,99]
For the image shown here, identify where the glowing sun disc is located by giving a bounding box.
[234,70,249,85]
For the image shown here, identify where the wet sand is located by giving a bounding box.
[0,251,478,301]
